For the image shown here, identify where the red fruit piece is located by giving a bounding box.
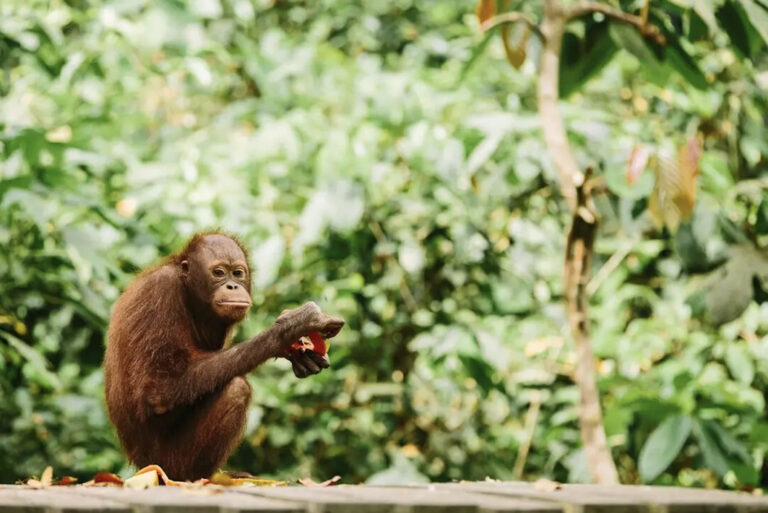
[308,331,327,356]
[284,332,327,357]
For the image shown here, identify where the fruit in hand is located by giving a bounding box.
[285,331,327,356]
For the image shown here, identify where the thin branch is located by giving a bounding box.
[586,238,634,296]
[566,1,665,44]
[513,390,542,479]
[481,12,544,39]
[640,0,649,25]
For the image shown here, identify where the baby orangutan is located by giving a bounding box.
[104,233,344,480]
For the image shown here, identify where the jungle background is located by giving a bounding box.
[1,0,768,490]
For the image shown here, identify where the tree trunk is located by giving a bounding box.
[537,0,619,484]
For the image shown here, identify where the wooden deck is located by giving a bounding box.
[1,481,767,512]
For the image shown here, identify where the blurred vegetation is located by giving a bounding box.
[0,0,767,489]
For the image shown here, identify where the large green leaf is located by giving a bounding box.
[663,42,709,89]
[638,414,692,482]
[647,13,709,89]
[692,419,730,477]
[701,245,768,325]
[560,23,619,98]
[717,1,764,58]
[609,24,669,86]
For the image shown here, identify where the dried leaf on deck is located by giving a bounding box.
[27,466,54,489]
[92,473,124,486]
[53,476,78,486]
[298,475,341,487]
[209,471,287,487]
[134,464,182,486]
[124,470,159,490]
[533,479,562,492]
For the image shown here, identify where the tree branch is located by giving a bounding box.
[537,0,580,211]
[564,167,619,484]
[566,1,665,44]
[480,11,544,39]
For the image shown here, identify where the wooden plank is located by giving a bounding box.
[433,482,650,513]
[234,486,396,513]
[238,484,562,513]
[0,482,765,513]
[572,484,768,513]
[0,490,46,513]
[338,485,563,513]
[69,486,306,513]
[436,482,768,513]
[0,488,132,513]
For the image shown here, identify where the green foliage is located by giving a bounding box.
[0,0,767,489]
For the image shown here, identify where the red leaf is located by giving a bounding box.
[53,476,78,486]
[93,473,124,485]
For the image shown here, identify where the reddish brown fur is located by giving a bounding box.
[104,232,344,480]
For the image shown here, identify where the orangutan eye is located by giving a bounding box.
[233,269,245,278]
[212,268,226,278]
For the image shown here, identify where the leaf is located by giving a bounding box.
[692,419,730,477]
[475,0,496,24]
[609,24,668,85]
[725,344,754,384]
[298,475,341,487]
[702,245,768,325]
[132,464,182,486]
[740,0,768,46]
[638,414,692,482]
[716,1,760,58]
[626,145,651,184]
[458,29,496,84]
[560,24,619,98]
[756,195,768,235]
[648,137,701,232]
[123,471,159,490]
[533,479,562,492]
[210,471,288,487]
[28,466,54,489]
[92,473,124,486]
[1,332,62,391]
[704,420,751,464]
[500,23,529,69]
[663,40,709,90]
[692,0,719,32]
